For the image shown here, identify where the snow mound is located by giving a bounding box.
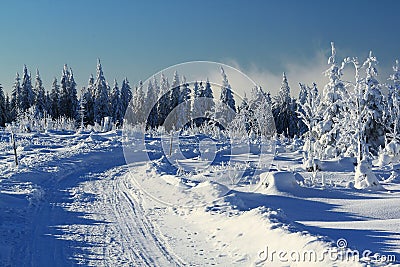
[354,159,385,190]
[259,171,302,194]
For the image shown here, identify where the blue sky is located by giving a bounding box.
[1,0,399,96]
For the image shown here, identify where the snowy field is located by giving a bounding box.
[0,130,399,266]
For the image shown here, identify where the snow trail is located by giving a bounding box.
[1,139,183,266]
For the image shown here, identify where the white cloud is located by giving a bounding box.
[223,52,330,99]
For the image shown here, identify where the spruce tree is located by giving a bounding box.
[10,72,21,121]
[176,76,191,129]
[59,64,78,120]
[158,73,170,127]
[272,73,300,137]
[33,69,46,117]
[68,68,79,120]
[93,59,110,123]
[146,79,158,129]
[362,51,385,152]
[0,84,6,127]
[220,66,236,113]
[120,77,133,121]
[110,79,123,125]
[50,77,60,119]
[133,81,146,125]
[191,81,203,126]
[5,94,11,124]
[20,65,34,112]
[387,60,400,141]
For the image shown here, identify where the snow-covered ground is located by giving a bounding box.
[0,130,399,266]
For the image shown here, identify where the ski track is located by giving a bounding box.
[1,145,183,267]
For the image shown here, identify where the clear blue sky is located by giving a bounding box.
[1,0,399,95]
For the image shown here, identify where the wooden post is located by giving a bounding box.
[11,131,18,166]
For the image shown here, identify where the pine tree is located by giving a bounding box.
[158,73,170,127]
[170,71,180,110]
[33,69,46,117]
[68,68,79,120]
[272,72,300,137]
[220,66,236,113]
[110,79,123,125]
[10,72,21,121]
[59,64,78,120]
[50,77,60,119]
[0,84,6,127]
[203,78,215,116]
[168,71,181,129]
[146,79,158,129]
[387,60,400,141]
[5,94,11,124]
[133,81,146,125]
[176,76,191,129]
[45,91,51,116]
[120,77,132,121]
[93,59,110,124]
[191,81,203,126]
[81,85,94,125]
[362,51,385,152]
[20,65,34,112]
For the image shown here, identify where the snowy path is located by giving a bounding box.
[0,139,183,266]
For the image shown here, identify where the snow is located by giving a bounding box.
[259,171,302,195]
[0,130,399,266]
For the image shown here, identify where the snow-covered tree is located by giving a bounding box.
[386,60,400,141]
[158,73,170,127]
[33,69,46,117]
[145,79,158,129]
[170,71,180,109]
[4,94,11,124]
[297,83,321,170]
[120,77,132,121]
[191,81,202,126]
[252,86,275,139]
[315,42,347,158]
[93,59,110,123]
[168,71,181,129]
[0,84,6,127]
[10,72,21,121]
[59,64,78,120]
[203,79,215,116]
[272,72,299,137]
[220,66,236,113]
[362,51,385,152]
[50,77,60,119]
[343,55,383,190]
[214,67,237,128]
[20,65,34,112]
[81,84,94,125]
[176,76,191,129]
[132,81,146,125]
[110,79,123,125]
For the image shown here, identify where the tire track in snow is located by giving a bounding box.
[65,165,184,266]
